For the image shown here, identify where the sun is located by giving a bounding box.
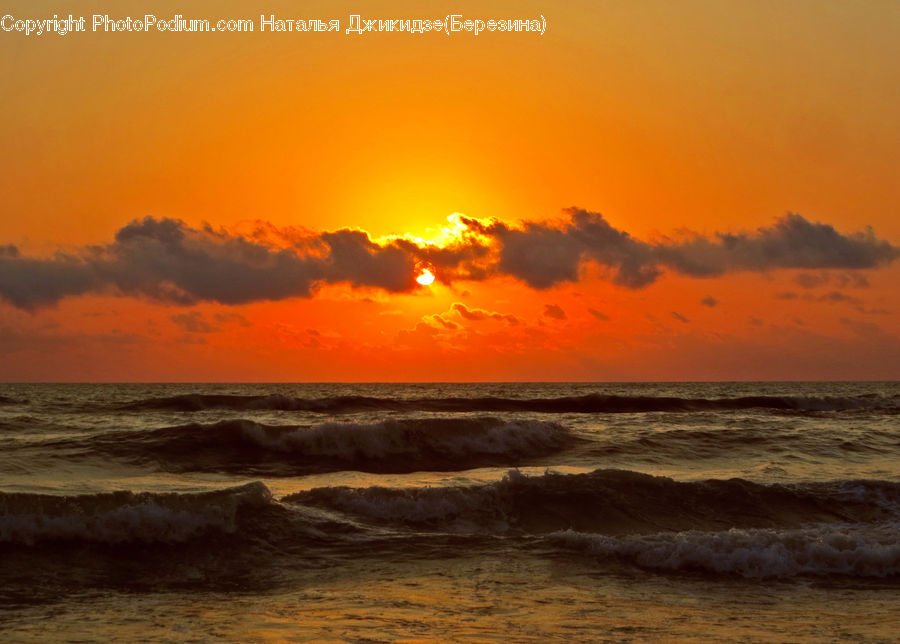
[416,268,435,286]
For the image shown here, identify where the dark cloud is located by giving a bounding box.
[451,302,519,326]
[318,229,414,292]
[794,272,830,289]
[794,271,870,290]
[768,289,884,314]
[700,296,718,307]
[214,312,252,327]
[817,291,862,306]
[588,308,610,321]
[467,209,895,291]
[671,311,690,323]
[85,217,325,307]
[480,209,660,289]
[1,210,896,310]
[812,291,886,315]
[543,304,567,320]
[837,272,871,289]
[170,310,253,334]
[0,252,98,309]
[394,236,491,283]
[170,312,216,334]
[658,214,898,277]
[0,217,434,310]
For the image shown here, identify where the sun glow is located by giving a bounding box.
[386,213,489,249]
[416,268,435,286]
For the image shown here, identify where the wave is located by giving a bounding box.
[4,470,899,587]
[549,523,900,578]
[0,482,370,595]
[587,424,900,462]
[284,469,900,535]
[0,395,22,405]
[0,482,274,545]
[60,417,573,475]
[119,392,899,414]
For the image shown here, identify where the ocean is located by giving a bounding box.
[1,382,898,642]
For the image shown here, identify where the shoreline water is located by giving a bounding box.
[1,381,898,641]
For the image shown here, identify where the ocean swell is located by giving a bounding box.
[284,469,900,535]
[549,523,900,578]
[0,482,272,545]
[119,392,899,414]
[63,417,573,475]
[587,424,900,462]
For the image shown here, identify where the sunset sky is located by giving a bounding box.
[2,0,899,381]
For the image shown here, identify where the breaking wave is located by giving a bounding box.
[549,523,900,579]
[284,469,900,535]
[3,470,899,583]
[0,482,274,545]
[60,417,573,475]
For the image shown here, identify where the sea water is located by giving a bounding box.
[1,382,898,642]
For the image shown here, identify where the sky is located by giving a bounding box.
[1,0,899,381]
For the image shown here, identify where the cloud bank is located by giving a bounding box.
[1,209,896,309]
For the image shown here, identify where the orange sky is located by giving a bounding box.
[1,0,899,381]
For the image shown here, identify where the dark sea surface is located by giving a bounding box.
[1,382,899,642]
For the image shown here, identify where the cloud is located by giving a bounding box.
[1,210,896,310]
[473,209,660,289]
[671,311,690,323]
[0,217,430,310]
[793,272,830,289]
[657,214,898,277]
[214,312,251,327]
[813,291,887,315]
[588,308,610,321]
[395,320,441,345]
[428,314,460,330]
[0,251,99,309]
[464,209,896,291]
[170,312,216,333]
[838,273,871,289]
[170,310,252,333]
[543,304,567,320]
[700,296,718,307]
[794,271,870,289]
[817,291,862,306]
[318,229,415,292]
[768,289,886,315]
[450,302,519,326]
